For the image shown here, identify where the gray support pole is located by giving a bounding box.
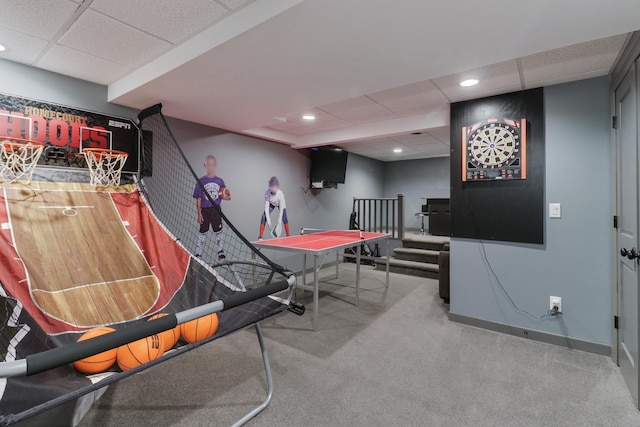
[397,193,405,240]
[230,323,273,427]
[392,200,396,239]
[373,200,377,232]
[385,237,390,289]
[313,255,319,332]
[385,200,389,233]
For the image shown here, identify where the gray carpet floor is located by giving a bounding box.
[78,265,640,427]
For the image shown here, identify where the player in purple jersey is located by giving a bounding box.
[193,155,231,260]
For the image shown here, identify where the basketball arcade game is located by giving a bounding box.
[0,104,295,426]
[254,229,390,331]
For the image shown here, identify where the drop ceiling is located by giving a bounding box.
[0,0,637,162]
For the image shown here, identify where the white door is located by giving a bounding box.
[616,62,639,406]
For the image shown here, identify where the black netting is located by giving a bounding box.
[0,104,293,425]
[137,104,289,290]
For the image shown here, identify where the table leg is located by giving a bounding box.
[313,254,319,332]
[355,243,361,306]
[385,238,390,289]
[335,250,339,279]
[302,253,307,288]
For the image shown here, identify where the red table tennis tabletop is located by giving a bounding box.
[253,230,391,331]
[254,230,388,254]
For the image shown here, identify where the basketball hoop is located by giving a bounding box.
[0,137,45,184]
[82,148,129,187]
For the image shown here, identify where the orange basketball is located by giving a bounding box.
[73,327,117,374]
[116,334,165,372]
[180,313,219,344]
[147,313,180,352]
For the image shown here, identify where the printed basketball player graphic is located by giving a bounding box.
[258,176,290,240]
[194,155,231,261]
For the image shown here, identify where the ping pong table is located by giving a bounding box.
[253,229,391,331]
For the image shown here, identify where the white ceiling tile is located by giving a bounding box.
[425,126,450,144]
[90,0,228,44]
[363,138,399,150]
[391,131,441,143]
[392,102,449,118]
[287,126,333,136]
[265,121,304,132]
[318,96,392,121]
[285,108,336,125]
[0,0,78,39]
[343,143,447,162]
[38,45,130,85]
[343,138,394,151]
[347,109,398,124]
[0,27,49,64]
[524,70,611,89]
[521,34,626,87]
[368,79,447,110]
[398,135,443,147]
[217,0,254,10]
[58,9,170,67]
[415,142,450,156]
[432,59,522,102]
[308,119,353,131]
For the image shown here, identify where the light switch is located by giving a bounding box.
[549,203,561,218]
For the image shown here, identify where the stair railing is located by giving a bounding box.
[352,193,404,239]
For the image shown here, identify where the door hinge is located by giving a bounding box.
[613,116,618,129]
[614,316,619,329]
[613,215,618,229]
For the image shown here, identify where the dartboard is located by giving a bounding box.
[462,118,527,182]
[468,122,518,167]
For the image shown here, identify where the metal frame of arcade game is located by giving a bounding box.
[0,102,299,426]
[0,278,294,426]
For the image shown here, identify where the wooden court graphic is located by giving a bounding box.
[2,184,160,328]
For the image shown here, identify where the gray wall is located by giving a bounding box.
[0,58,385,271]
[383,157,450,230]
[0,59,135,119]
[169,117,385,267]
[450,76,613,346]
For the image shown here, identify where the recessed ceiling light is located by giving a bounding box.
[460,79,479,87]
[0,45,6,52]
[393,148,403,153]
[302,114,316,120]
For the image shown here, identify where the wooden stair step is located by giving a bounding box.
[393,247,439,263]
[381,258,439,271]
[374,257,439,279]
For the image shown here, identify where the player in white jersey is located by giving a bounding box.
[259,176,290,239]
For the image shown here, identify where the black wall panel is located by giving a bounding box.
[450,88,544,244]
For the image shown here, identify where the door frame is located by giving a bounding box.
[612,80,619,364]
[611,32,640,367]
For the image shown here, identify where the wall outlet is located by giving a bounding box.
[549,296,562,313]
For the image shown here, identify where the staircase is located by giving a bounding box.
[375,235,450,279]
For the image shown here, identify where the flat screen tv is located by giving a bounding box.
[310,146,348,184]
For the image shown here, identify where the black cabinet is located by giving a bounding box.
[427,198,450,237]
